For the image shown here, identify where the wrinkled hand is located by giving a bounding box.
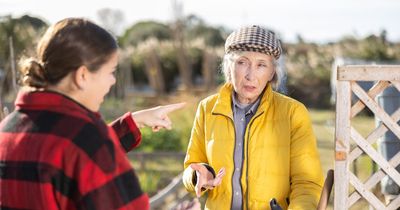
[174,198,201,210]
[190,164,226,197]
[132,102,186,132]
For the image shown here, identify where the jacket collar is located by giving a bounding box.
[211,83,273,118]
[14,90,101,118]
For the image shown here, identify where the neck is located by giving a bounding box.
[46,75,81,105]
[235,94,256,105]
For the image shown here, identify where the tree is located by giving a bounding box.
[0,15,48,97]
[119,21,171,47]
[185,15,225,46]
[171,0,192,90]
[360,33,395,61]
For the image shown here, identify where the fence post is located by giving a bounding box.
[335,79,351,210]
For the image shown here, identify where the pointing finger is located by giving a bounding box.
[163,116,172,129]
[160,102,186,114]
[152,126,160,132]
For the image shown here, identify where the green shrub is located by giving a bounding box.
[137,170,161,195]
[137,127,183,152]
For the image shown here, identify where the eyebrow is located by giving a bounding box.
[237,56,270,63]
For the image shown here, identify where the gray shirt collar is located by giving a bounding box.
[231,91,261,115]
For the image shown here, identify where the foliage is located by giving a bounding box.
[130,49,148,86]
[136,170,161,195]
[130,41,180,91]
[338,31,396,61]
[359,34,396,61]
[137,128,183,152]
[2,14,400,110]
[285,43,334,108]
[119,21,171,47]
[134,96,197,152]
[0,15,47,63]
[131,156,185,197]
[187,47,203,82]
[131,42,207,92]
[0,15,48,96]
[285,30,400,108]
[157,44,180,91]
[185,14,226,46]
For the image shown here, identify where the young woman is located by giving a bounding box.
[0,18,191,210]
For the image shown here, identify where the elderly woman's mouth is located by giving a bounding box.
[244,85,256,91]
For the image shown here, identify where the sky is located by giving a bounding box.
[1,0,399,43]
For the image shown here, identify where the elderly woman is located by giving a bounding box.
[182,25,323,210]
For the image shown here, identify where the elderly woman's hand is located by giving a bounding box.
[131,102,186,132]
[190,163,226,197]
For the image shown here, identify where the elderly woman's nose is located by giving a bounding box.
[245,67,256,80]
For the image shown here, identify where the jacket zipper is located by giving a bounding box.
[214,109,264,210]
[213,113,236,209]
[244,111,264,210]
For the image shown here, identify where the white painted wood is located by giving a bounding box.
[349,172,386,209]
[351,81,390,118]
[348,151,400,206]
[348,93,400,207]
[335,80,351,210]
[349,108,400,163]
[351,128,400,186]
[351,82,400,140]
[338,66,400,81]
[387,195,400,210]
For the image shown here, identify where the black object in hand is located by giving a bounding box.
[270,198,283,210]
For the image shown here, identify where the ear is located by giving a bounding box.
[74,66,90,90]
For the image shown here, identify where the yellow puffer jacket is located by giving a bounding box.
[183,83,323,210]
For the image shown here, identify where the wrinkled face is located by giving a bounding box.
[231,51,275,104]
[83,51,118,112]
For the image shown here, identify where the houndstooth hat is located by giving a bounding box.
[225,25,282,59]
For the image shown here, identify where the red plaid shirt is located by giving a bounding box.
[0,91,149,210]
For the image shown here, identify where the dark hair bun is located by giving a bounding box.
[19,58,47,88]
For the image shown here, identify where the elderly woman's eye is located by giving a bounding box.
[258,63,268,68]
[237,59,251,67]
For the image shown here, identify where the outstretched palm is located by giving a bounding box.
[190,164,226,197]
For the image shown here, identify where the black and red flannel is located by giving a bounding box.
[0,91,149,210]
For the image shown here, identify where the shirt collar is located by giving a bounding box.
[212,83,273,118]
[231,91,261,115]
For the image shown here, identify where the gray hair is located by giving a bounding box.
[220,51,283,90]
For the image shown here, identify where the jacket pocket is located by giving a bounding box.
[248,176,289,208]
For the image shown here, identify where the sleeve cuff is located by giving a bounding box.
[123,112,142,149]
[110,112,142,152]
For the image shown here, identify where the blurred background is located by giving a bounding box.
[1,0,400,209]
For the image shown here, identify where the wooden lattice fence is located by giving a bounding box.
[335,65,400,209]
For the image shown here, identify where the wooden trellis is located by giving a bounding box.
[335,65,400,209]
